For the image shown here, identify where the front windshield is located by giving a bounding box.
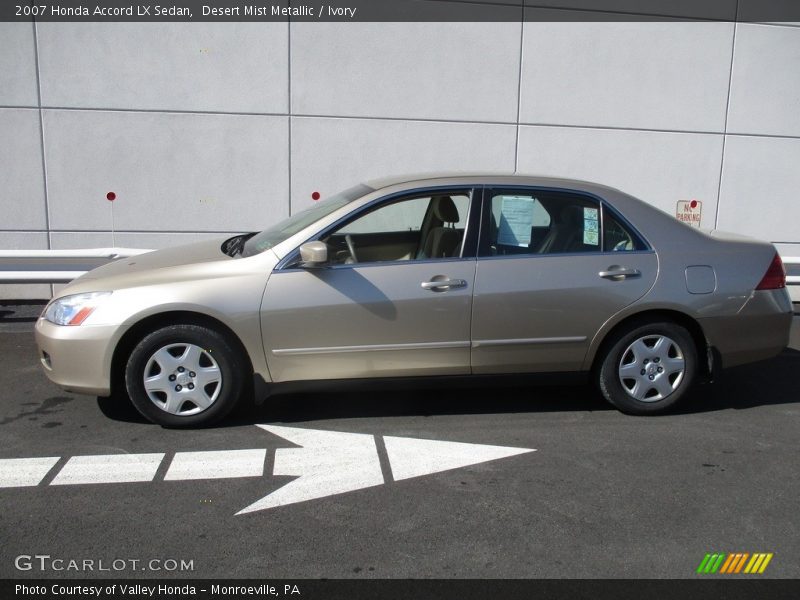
[242,184,373,257]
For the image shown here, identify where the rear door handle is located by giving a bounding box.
[421,278,467,291]
[599,267,641,280]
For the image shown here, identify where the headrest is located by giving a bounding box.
[560,205,585,225]
[432,196,459,223]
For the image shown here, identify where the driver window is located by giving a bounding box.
[323,192,470,265]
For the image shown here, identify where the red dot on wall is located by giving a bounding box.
[106,192,116,201]
[311,191,321,201]
[690,199,698,209]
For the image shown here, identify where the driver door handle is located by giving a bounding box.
[421,278,467,291]
[599,266,641,280]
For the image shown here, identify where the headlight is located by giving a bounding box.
[43,292,112,326]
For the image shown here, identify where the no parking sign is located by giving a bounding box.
[676,199,703,227]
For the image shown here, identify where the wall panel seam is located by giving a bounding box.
[14,106,289,118]
[10,106,799,141]
[31,21,50,249]
[715,6,739,229]
[287,12,293,217]
[514,7,524,172]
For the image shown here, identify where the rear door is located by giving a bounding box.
[471,187,658,374]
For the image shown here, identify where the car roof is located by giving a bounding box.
[363,172,629,198]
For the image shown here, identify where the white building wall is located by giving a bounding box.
[1,8,799,298]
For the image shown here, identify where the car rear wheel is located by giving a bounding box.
[597,320,697,415]
[124,324,244,427]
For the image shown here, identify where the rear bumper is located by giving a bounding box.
[34,318,115,396]
[699,289,792,369]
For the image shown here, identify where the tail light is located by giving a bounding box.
[755,253,786,290]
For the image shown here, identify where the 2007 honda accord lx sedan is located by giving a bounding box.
[36,174,792,426]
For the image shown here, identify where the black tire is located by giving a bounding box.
[597,320,698,415]
[124,324,245,427]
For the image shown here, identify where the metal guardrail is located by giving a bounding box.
[783,257,800,283]
[0,248,153,284]
[0,249,798,302]
[783,257,800,303]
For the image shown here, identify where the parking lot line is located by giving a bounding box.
[164,449,267,481]
[50,453,165,485]
[0,457,60,487]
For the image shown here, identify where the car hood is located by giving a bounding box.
[70,238,232,283]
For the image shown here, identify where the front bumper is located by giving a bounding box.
[35,318,117,396]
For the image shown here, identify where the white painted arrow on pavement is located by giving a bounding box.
[241,425,534,514]
[236,425,384,514]
[0,426,535,515]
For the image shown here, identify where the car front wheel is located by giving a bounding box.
[124,324,244,427]
[597,320,698,415]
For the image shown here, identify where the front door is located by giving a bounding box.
[261,188,478,382]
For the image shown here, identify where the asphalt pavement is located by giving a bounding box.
[1,302,799,579]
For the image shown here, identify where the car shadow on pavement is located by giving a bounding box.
[244,348,800,424]
[96,348,800,427]
[675,348,800,414]
[96,392,151,424]
[97,380,613,427]
[247,383,611,425]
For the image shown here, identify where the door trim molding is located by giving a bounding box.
[272,340,471,356]
[472,336,587,348]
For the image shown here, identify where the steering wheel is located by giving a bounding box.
[345,234,359,263]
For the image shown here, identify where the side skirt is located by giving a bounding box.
[256,371,590,401]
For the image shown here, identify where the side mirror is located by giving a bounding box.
[299,241,329,267]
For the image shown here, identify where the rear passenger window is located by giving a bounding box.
[481,189,602,256]
[603,206,646,252]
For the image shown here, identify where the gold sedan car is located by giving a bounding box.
[36,174,792,427]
